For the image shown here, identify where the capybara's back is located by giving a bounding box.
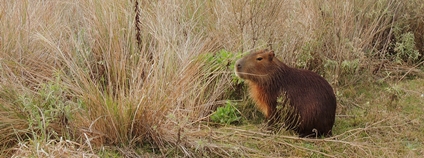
[235,49,336,137]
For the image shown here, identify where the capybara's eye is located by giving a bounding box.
[256,57,263,61]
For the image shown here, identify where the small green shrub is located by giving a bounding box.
[203,49,243,84]
[384,84,405,108]
[341,59,360,75]
[394,32,420,64]
[199,49,246,100]
[25,74,71,141]
[297,44,315,69]
[210,101,241,125]
[0,73,73,155]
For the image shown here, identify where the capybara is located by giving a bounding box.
[235,49,336,137]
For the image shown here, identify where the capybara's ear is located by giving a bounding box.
[268,50,275,61]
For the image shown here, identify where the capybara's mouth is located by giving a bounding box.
[234,70,244,78]
[234,60,242,77]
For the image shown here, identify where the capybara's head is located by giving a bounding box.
[235,49,280,82]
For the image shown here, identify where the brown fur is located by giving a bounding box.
[235,49,336,137]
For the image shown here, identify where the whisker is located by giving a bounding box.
[236,72,269,77]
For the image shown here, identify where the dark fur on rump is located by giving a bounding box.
[235,49,336,137]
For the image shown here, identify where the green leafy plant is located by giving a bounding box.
[384,84,405,108]
[0,73,73,156]
[203,49,243,84]
[199,49,246,101]
[394,32,420,64]
[25,74,71,141]
[341,59,360,75]
[210,101,241,125]
[297,43,315,69]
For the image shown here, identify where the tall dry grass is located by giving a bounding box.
[1,0,423,157]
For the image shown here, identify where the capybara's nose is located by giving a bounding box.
[236,63,242,70]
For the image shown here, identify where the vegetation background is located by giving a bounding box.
[1,0,423,157]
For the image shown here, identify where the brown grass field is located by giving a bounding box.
[1,0,424,157]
